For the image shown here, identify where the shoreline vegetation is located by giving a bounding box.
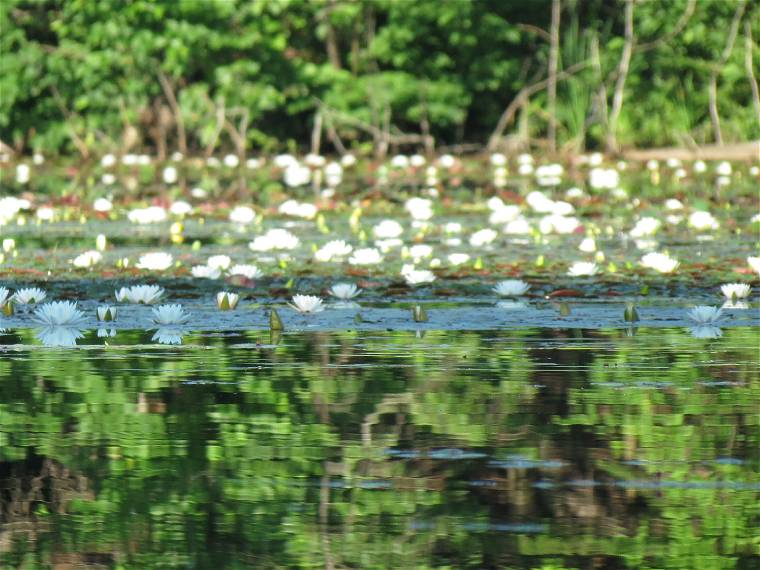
[1,0,759,160]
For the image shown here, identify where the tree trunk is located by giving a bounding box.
[606,0,635,154]
[708,1,745,145]
[547,0,561,154]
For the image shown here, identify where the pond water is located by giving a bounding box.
[1,158,759,567]
[1,324,758,568]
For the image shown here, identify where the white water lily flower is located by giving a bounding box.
[747,256,760,275]
[207,255,232,271]
[279,199,317,219]
[315,240,353,262]
[93,198,113,212]
[0,287,9,305]
[13,287,47,305]
[409,244,433,262]
[283,164,311,187]
[96,305,117,322]
[16,164,30,184]
[72,250,103,268]
[32,301,86,326]
[567,262,599,277]
[390,154,409,168]
[403,268,436,286]
[579,237,597,253]
[162,166,178,184]
[115,285,164,304]
[170,201,193,216]
[469,228,498,247]
[229,206,255,224]
[101,154,116,167]
[373,219,404,239]
[504,218,531,235]
[687,305,723,325]
[128,206,167,224]
[489,205,520,225]
[349,247,383,265]
[404,197,434,221]
[137,252,173,271]
[688,211,719,231]
[191,265,221,279]
[641,252,679,273]
[526,191,556,213]
[589,167,620,190]
[229,264,262,279]
[539,214,580,235]
[493,280,531,296]
[715,161,732,176]
[630,217,661,237]
[329,283,361,300]
[152,304,190,325]
[304,153,326,167]
[216,291,239,310]
[36,206,55,221]
[720,283,751,300]
[447,253,470,266]
[664,199,683,210]
[490,153,507,166]
[289,294,325,313]
[223,154,240,168]
[97,328,117,338]
[249,228,300,252]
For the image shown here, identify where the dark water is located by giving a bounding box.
[1,326,758,569]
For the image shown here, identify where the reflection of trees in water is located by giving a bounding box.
[0,328,757,567]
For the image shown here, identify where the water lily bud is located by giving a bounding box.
[269,308,284,331]
[559,302,571,316]
[216,292,239,310]
[2,301,14,316]
[412,305,428,322]
[316,214,329,234]
[349,208,362,230]
[624,302,639,322]
[96,234,107,251]
[97,305,117,322]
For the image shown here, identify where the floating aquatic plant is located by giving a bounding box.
[96,305,117,322]
[288,295,324,314]
[13,288,47,305]
[720,283,751,301]
[115,285,164,304]
[136,252,173,271]
[216,292,239,310]
[493,280,530,297]
[152,304,190,325]
[33,301,86,326]
[329,283,361,300]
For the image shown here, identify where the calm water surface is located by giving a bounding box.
[1,326,758,568]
